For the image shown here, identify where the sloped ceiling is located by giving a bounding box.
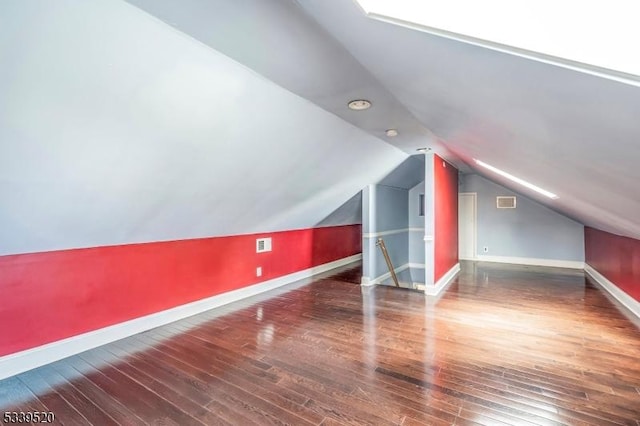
[0,0,408,255]
[377,155,425,190]
[296,1,640,240]
[3,0,638,256]
[124,0,458,164]
[126,0,640,241]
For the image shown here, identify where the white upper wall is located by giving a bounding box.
[0,0,406,255]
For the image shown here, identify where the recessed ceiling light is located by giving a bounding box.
[416,147,431,153]
[474,159,558,199]
[348,99,372,111]
[385,129,398,137]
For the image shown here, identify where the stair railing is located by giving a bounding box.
[376,238,400,287]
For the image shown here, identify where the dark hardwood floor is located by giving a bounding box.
[2,261,640,425]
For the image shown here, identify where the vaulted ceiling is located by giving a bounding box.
[0,0,408,255]
[2,0,638,257]
[127,0,640,240]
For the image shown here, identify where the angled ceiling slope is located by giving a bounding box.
[0,0,408,255]
[125,0,462,166]
[298,0,640,240]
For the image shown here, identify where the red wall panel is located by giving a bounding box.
[434,154,459,282]
[0,224,361,357]
[585,227,640,301]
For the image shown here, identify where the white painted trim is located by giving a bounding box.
[424,153,436,286]
[425,263,460,296]
[363,228,409,238]
[458,192,477,260]
[408,263,426,269]
[408,228,425,232]
[0,254,361,381]
[476,255,584,270]
[361,263,410,286]
[360,276,373,286]
[584,264,640,321]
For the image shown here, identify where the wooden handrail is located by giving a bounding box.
[376,238,400,287]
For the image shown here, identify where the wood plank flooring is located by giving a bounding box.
[1,261,640,425]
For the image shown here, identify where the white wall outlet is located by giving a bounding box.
[256,267,262,277]
[483,246,489,253]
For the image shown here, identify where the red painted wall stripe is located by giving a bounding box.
[585,227,640,302]
[434,154,459,282]
[0,224,361,357]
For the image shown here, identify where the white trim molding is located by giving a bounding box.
[361,263,410,286]
[458,192,477,261]
[0,254,362,381]
[476,255,584,270]
[362,228,409,238]
[584,264,640,321]
[425,263,461,296]
[362,263,426,286]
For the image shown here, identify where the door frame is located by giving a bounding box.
[458,192,477,260]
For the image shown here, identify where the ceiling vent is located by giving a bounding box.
[496,196,516,209]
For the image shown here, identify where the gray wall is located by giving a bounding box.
[0,0,408,256]
[369,185,409,234]
[315,192,362,227]
[460,174,584,261]
[362,184,409,280]
[409,181,425,264]
[408,181,426,284]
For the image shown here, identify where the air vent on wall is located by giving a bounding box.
[256,237,272,253]
[496,196,516,209]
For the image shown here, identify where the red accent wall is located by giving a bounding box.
[585,227,640,302]
[0,225,361,357]
[434,154,459,282]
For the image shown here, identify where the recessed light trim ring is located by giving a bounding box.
[348,99,372,110]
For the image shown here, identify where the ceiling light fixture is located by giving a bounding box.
[416,147,431,153]
[474,159,558,199]
[348,99,372,110]
[385,129,398,137]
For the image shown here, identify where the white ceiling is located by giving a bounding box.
[130,0,640,238]
[0,0,409,255]
[297,1,640,240]
[126,0,640,240]
[125,0,460,166]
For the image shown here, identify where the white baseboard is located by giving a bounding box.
[361,263,410,286]
[0,254,362,381]
[476,255,584,270]
[584,264,640,321]
[425,263,461,296]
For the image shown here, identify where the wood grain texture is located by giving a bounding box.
[1,261,640,425]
